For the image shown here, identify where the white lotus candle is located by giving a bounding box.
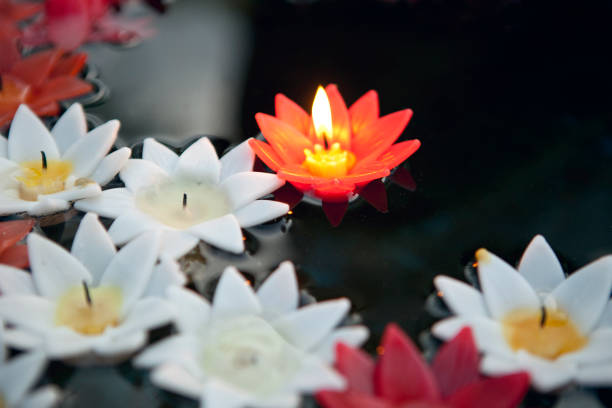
[134,180,230,230]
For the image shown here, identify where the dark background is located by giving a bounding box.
[51,0,612,406]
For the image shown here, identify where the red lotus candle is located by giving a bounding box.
[251,85,420,223]
[0,219,34,268]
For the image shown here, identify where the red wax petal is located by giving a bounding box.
[374,324,440,404]
[50,53,88,77]
[0,219,35,254]
[446,372,530,408]
[248,139,285,171]
[30,76,93,106]
[321,200,348,227]
[0,28,20,74]
[45,0,91,51]
[391,167,417,191]
[273,183,304,209]
[275,93,314,138]
[0,244,29,268]
[358,179,388,213]
[8,2,43,21]
[349,90,379,135]
[255,113,313,165]
[9,49,62,87]
[32,101,61,118]
[0,109,17,128]
[325,84,352,150]
[431,327,480,399]
[336,343,376,394]
[378,139,421,170]
[352,109,413,161]
[316,391,392,408]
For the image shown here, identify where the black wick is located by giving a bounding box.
[82,281,92,307]
[182,193,187,209]
[540,306,547,328]
[41,151,47,170]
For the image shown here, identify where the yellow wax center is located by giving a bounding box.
[134,180,231,229]
[55,285,123,336]
[302,143,356,178]
[16,159,73,201]
[502,308,588,360]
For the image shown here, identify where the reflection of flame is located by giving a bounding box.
[311,86,333,142]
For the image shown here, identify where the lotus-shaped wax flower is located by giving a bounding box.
[317,325,530,408]
[0,219,34,269]
[135,262,369,408]
[0,104,129,216]
[0,213,179,361]
[76,137,289,259]
[251,85,421,206]
[0,48,93,128]
[432,235,612,392]
[0,322,61,408]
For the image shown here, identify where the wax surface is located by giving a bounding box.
[303,143,356,178]
[16,159,73,201]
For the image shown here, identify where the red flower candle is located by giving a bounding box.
[0,219,34,268]
[251,85,421,205]
[317,325,530,408]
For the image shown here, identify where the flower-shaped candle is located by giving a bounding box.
[0,323,61,408]
[0,213,178,361]
[0,104,129,216]
[76,137,289,258]
[317,325,530,408]
[0,219,34,269]
[135,262,368,408]
[433,235,612,391]
[251,85,421,206]
[0,48,93,128]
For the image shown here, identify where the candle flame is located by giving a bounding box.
[311,86,333,144]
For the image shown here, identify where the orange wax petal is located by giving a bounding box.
[9,49,62,87]
[248,139,285,171]
[325,84,352,150]
[0,244,30,268]
[31,76,93,106]
[32,101,61,118]
[351,109,413,161]
[255,113,313,164]
[277,164,321,185]
[347,161,390,184]
[275,93,314,137]
[378,139,421,170]
[0,109,17,128]
[50,53,88,77]
[0,76,30,110]
[0,219,35,254]
[349,90,379,135]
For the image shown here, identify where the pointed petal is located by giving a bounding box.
[90,147,131,186]
[0,264,35,295]
[476,249,540,320]
[221,171,285,211]
[349,90,379,134]
[378,139,421,170]
[119,159,169,193]
[275,93,313,136]
[597,299,612,328]
[211,266,261,319]
[49,52,87,77]
[220,139,256,181]
[8,105,59,162]
[0,196,34,216]
[288,355,346,392]
[100,231,161,313]
[93,330,146,356]
[28,233,91,299]
[257,261,299,317]
[201,379,252,408]
[0,218,35,253]
[334,342,375,394]
[173,137,220,184]
[74,188,136,218]
[248,139,285,171]
[44,328,93,358]
[143,138,178,174]
[166,286,211,333]
[158,230,200,260]
[316,391,392,408]
[358,180,387,213]
[9,50,59,86]
[322,200,348,227]
[345,161,390,184]
[0,295,55,333]
[3,328,42,350]
[273,183,304,209]
[434,276,488,317]
[272,298,350,350]
[107,211,157,245]
[151,363,203,399]
[255,113,313,164]
[233,199,289,228]
[30,76,92,106]
[431,327,479,398]
[27,197,69,216]
[325,84,351,150]
[189,215,244,254]
[144,255,186,298]
[548,255,612,334]
[110,298,174,338]
[517,235,565,293]
[41,183,101,202]
[18,384,61,408]
[446,372,530,408]
[0,350,47,405]
[51,103,87,154]
[390,167,417,191]
[314,326,370,363]
[373,323,440,403]
[575,363,612,387]
[134,334,200,369]
[432,317,513,357]
[71,213,116,286]
[0,244,30,269]
[62,120,119,178]
[351,110,412,161]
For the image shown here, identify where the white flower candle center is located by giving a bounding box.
[502,307,587,360]
[54,284,123,336]
[16,152,73,201]
[134,180,230,229]
[200,316,302,396]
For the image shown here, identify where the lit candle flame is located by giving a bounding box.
[311,86,333,145]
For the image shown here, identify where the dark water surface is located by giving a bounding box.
[39,0,612,406]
